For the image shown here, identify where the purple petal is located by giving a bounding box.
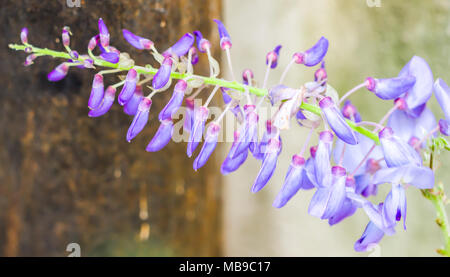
[98,18,110,47]
[434,78,450,122]
[193,31,211,53]
[152,57,173,90]
[159,80,187,121]
[166,33,195,57]
[126,97,152,142]
[440,119,450,136]
[354,221,385,252]
[122,29,153,50]
[382,183,407,231]
[341,100,361,123]
[314,131,334,187]
[251,139,281,193]
[231,106,259,158]
[372,165,434,189]
[221,87,232,104]
[379,127,422,167]
[118,69,138,105]
[221,132,249,175]
[187,106,209,157]
[273,155,306,208]
[328,198,357,226]
[213,19,232,49]
[333,133,384,176]
[294,37,329,67]
[193,123,220,170]
[88,74,104,109]
[266,45,282,69]
[320,97,358,145]
[21,27,28,44]
[123,85,143,116]
[183,98,195,133]
[47,63,69,82]
[398,56,434,117]
[146,119,174,152]
[366,76,416,100]
[100,52,119,64]
[88,86,116,117]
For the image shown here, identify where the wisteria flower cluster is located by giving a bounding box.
[10,18,450,255]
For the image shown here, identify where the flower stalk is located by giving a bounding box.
[8,42,380,144]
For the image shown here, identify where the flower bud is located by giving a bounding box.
[152,57,173,90]
[193,123,221,170]
[126,98,152,142]
[88,86,116,117]
[122,29,154,50]
[146,119,174,152]
[88,74,105,110]
[159,80,187,121]
[47,63,69,82]
[118,68,138,105]
[124,85,143,116]
[213,19,232,50]
[98,18,110,47]
[365,76,416,100]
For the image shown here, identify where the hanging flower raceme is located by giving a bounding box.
[12,17,450,255]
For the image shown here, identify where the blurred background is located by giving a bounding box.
[0,0,449,256]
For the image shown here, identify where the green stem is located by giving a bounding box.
[8,43,380,144]
[421,145,450,256]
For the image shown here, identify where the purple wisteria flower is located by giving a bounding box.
[252,138,281,193]
[187,106,209,157]
[378,127,422,167]
[193,30,211,53]
[165,33,195,57]
[193,123,221,170]
[47,63,69,82]
[434,78,450,123]
[293,37,329,67]
[20,27,28,44]
[122,29,153,50]
[88,86,116,117]
[153,57,173,90]
[365,76,416,100]
[319,97,358,145]
[354,220,385,252]
[118,68,138,105]
[98,18,110,47]
[230,105,259,158]
[397,56,434,118]
[213,19,232,50]
[146,119,174,152]
[126,97,152,142]
[266,45,282,68]
[124,85,143,116]
[88,74,104,109]
[159,80,187,121]
[221,131,249,175]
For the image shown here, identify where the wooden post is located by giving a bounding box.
[0,0,222,256]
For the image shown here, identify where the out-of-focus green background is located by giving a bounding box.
[222,0,450,256]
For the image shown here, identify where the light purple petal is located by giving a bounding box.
[126,98,152,142]
[272,155,306,208]
[123,85,143,116]
[152,58,172,90]
[187,106,209,157]
[88,86,116,117]
[398,56,434,117]
[166,33,195,57]
[146,119,174,152]
[354,221,385,252]
[159,80,187,121]
[193,123,220,170]
[367,76,416,100]
[320,97,358,145]
[379,127,422,167]
[434,78,450,122]
[88,74,104,109]
[118,69,138,105]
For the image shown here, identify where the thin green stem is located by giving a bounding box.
[9,42,380,145]
[421,145,450,256]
